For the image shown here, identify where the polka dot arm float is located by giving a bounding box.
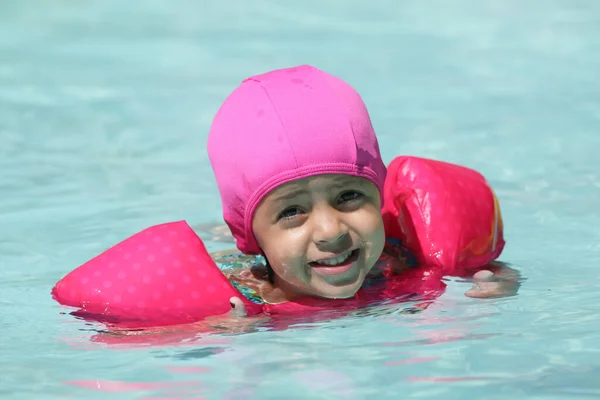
[382,156,505,274]
[51,221,263,328]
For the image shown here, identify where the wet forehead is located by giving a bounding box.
[268,174,372,203]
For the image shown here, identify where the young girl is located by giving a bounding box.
[206,64,520,318]
[54,64,519,341]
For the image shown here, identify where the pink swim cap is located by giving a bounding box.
[207,65,386,254]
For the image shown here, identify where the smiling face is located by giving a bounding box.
[251,174,386,300]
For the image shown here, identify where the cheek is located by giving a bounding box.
[262,230,309,270]
[371,219,386,255]
[354,209,386,256]
[359,207,385,236]
[267,246,311,284]
[362,215,385,267]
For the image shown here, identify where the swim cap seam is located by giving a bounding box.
[320,74,361,163]
[255,79,300,169]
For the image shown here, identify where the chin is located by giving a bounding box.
[309,265,368,299]
[317,282,362,300]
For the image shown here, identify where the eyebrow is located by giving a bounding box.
[270,189,307,204]
[269,175,364,203]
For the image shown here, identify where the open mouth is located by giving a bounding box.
[309,249,360,276]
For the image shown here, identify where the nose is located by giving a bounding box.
[311,206,349,247]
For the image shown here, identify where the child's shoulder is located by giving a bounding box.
[359,238,417,284]
[211,250,268,305]
[381,238,418,268]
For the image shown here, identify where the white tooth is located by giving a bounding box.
[316,250,352,266]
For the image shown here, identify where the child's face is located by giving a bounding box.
[252,174,385,299]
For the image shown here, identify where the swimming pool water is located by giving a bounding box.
[2,0,600,398]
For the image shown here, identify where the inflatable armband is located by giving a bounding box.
[52,221,262,328]
[382,156,504,273]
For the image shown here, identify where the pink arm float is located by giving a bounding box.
[382,156,504,274]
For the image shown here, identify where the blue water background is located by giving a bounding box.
[1,1,600,399]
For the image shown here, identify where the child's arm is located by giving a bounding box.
[382,156,522,299]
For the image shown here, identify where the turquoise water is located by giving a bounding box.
[2,0,600,398]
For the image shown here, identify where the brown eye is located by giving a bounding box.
[337,191,363,204]
[277,206,303,221]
